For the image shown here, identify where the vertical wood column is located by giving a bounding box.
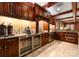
[48,21,50,33]
[36,20,39,33]
[72,2,77,30]
[54,17,57,32]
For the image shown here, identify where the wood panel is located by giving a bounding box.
[29,7,35,20]
[76,22,79,30]
[0,40,3,57]
[0,3,3,15]
[65,32,78,44]
[3,37,19,57]
[41,33,49,46]
[3,2,10,16]
[21,5,29,19]
[43,2,58,8]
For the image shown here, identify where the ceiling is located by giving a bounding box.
[46,2,72,15]
[31,2,78,22]
[34,2,73,20]
[56,12,73,19]
[35,2,48,6]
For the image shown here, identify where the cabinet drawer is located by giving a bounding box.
[0,40,3,44]
[4,37,18,44]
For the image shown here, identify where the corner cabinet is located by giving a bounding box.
[0,37,19,57]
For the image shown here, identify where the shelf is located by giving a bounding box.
[20,46,32,56]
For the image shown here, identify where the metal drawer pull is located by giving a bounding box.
[7,39,14,41]
[5,46,8,49]
[0,46,2,50]
[7,40,12,41]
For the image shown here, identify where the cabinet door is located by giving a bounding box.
[0,3,3,15]
[59,32,65,41]
[20,37,32,55]
[35,4,41,16]
[21,5,29,19]
[34,35,40,48]
[15,5,22,18]
[11,3,16,17]
[0,40,3,57]
[29,7,35,20]
[3,37,19,57]
[41,34,46,46]
[3,2,10,16]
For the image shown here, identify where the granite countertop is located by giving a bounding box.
[57,30,79,33]
[0,32,50,39]
[0,34,28,39]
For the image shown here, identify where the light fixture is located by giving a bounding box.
[56,7,61,11]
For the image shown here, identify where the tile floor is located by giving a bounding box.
[25,40,78,57]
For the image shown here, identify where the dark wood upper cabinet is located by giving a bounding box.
[0,40,3,57]
[35,3,50,19]
[21,5,29,19]
[0,3,4,15]
[3,2,10,16]
[29,7,35,20]
[15,5,22,18]
[0,2,51,22]
[3,37,19,57]
[35,4,41,16]
[0,2,12,17]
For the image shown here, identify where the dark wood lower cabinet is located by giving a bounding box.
[0,40,3,57]
[0,37,19,57]
[41,33,49,46]
[65,32,78,44]
[56,32,78,44]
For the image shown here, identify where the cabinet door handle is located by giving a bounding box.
[0,46,2,50]
[7,40,12,41]
[5,46,8,49]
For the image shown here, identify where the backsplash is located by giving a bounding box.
[0,16,36,34]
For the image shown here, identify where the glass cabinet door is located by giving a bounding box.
[49,33,54,42]
[34,35,40,49]
[20,36,32,55]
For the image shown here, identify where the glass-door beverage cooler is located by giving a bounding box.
[33,35,41,50]
[19,36,32,56]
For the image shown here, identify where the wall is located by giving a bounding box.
[39,20,55,32]
[39,20,49,32]
[39,21,44,32]
[0,16,36,34]
[56,21,60,30]
[50,24,55,32]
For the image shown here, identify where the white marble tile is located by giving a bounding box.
[25,40,78,57]
[38,42,78,57]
